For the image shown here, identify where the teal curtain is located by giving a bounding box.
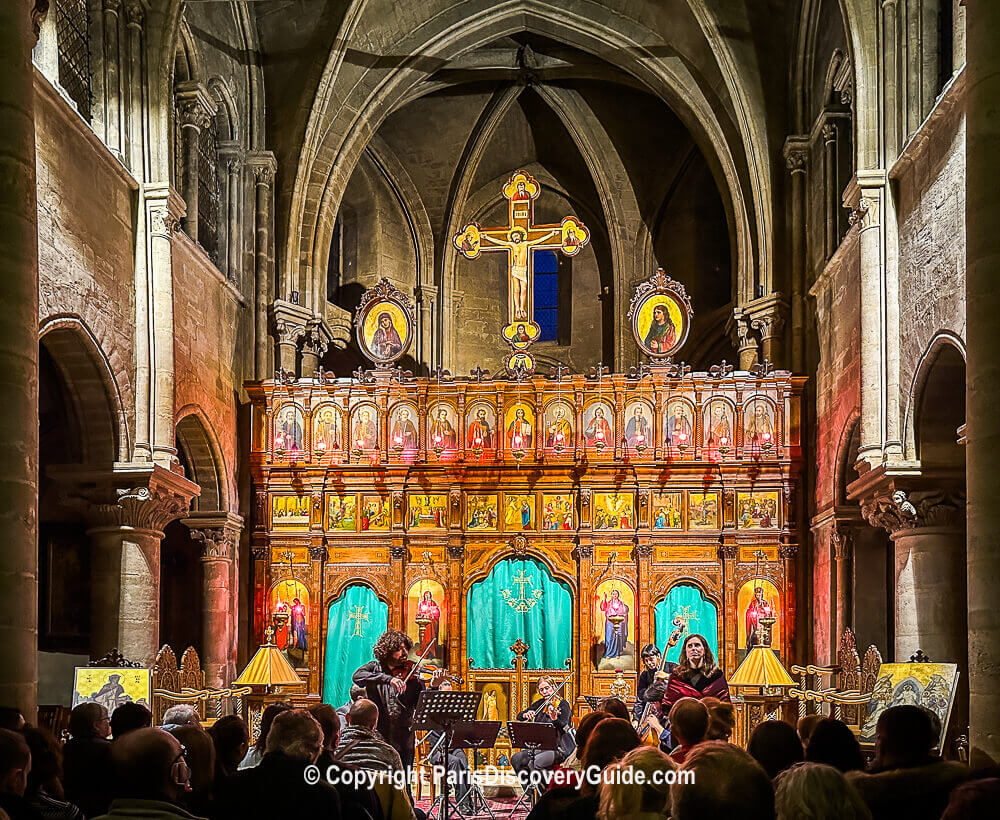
[467,558,573,669]
[654,584,719,665]
[323,585,388,706]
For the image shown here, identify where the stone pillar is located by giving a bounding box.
[732,312,759,370]
[0,0,40,718]
[175,84,213,243]
[246,152,276,380]
[184,513,243,687]
[752,311,787,368]
[882,1,901,160]
[123,0,144,177]
[225,155,241,281]
[967,0,1000,765]
[102,0,122,158]
[822,122,839,259]
[270,299,313,375]
[784,139,808,372]
[832,528,854,646]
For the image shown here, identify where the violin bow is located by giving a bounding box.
[400,639,436,686]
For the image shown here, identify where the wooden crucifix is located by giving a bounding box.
[453,170,590,370]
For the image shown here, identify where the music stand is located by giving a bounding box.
[449,721,501,818]
[506,721,560,814]
[582,695,602,710]
[412,690,482,820]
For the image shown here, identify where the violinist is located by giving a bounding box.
[352,629,425,771]
[511,676,575,778]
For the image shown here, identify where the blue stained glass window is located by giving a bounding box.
[533,250,559,342]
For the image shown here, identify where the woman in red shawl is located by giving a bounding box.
[661,633,731,710]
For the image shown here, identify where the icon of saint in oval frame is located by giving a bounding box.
[627,267,693,360]
[355,278,415,366]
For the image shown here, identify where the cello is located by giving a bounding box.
[635,628,683,746]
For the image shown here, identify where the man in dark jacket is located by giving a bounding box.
[63,702,112,818]
[0,728,39,820]
[309,703,380,820]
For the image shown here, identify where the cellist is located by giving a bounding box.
[511,676,575,778]
[633,643,676,722]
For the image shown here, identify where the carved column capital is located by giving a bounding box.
[124,0,144,28]
[246,151,277,186]
[783,136,809,176]
[31,1,50,42]
[182,512,244,561]
[79,465,199,533]
[831,527,854,561]
[843,171,886,231]
[861,489,966,533]
[300,321,329,358]
[821,122,838,144]
[175,82,215,130]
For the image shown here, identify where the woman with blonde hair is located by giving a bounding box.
[774,762,871,820]
[597,745,676,820]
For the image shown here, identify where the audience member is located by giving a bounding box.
[748,719,804,780]
[846,706,968,820]
[667,698,709,764]
[110,703,151,739]
[308,703,382,820]
[597,745,675,820]
[336,686,366,723]
[941,775,1000,819]
[701,697,735,742]
[206,716,248,782]
[92,728,198,820]
[238,702,289,770]
[159,706,200,732]
[166,726,214,817]
[20,726,83,819]
[531,711,610,818]
[560,711,609,771]
[797,713,824,747]
[63,703,112,818]
[596,698,630,722]
[0,729,36,820]
[0,713,23,734]
[671,741,774,820]
[335,700,403,772]
[805,717,865,772]
[216,710,340,820]
[774,762,871,820]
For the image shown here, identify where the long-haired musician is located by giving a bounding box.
[511,676,575,777]
[352,629,425,770]
[662,633,731,710]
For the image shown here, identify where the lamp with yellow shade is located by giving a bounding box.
[730,616,795,746]
[234,628,305,743]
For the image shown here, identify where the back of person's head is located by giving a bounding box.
[806,718,866,772]
[798,713,824,746]
[0,709,24,732]
[110,728,189,802]
[255,702,291,752]
[875,705,936,768]
[264,710,323,763]
[0,729,31,797]
[598,697,630,721]
[69,702,107,739]
[702,696,735,741]
[161,704,201,729]
[168,725,215,798]
[348,699,378,731]
[20,727,61,795]
[775,762,871,820]
[598,745,675,820]
[672,741,775,820]
[208,715,249,769]
[748,719,805,779]
[582,717,641,772]
[669,697,710,746]
[307,704,340,750]
[111,701,152,737]
[576,711,610,753]
[349,685,365,702]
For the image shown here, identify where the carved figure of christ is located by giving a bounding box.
[480,227,559,321]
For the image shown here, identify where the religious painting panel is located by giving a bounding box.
[73,667,152,714]
[654,584,719,665]
[311,404,342,455]
[859,663,959,748]
[737,579,782,653]
[623,400,653,451]
[355,280,414,365]
[592,579,636,672]
[542,399,575,452]
[271,495,310,529]
[474,680,511,723]
[350,403,379,452]
[582,400,614,452]
[702,399,735,453]
[270,579,310,666]
[273,404,304,452]
[664,400,695,450]
[593,492,635,530]
[737,491,780,529]
[465,402,497,453]
[465,556,573,669]
[408,493,448,529]
[388,402,419,453]
[326,494,357,532]
[503,493,536,531]
[427,403,459,452]
[359,495,389,531]
[743,398,777,451]
[503,402,535,451]
[688,492,720,529]
[651,492,683,530]
[627,268,693,359]
[406,579,447,669]
[323,584,389,707]
[503,321,540,350]
[466,494,499,531]
[541,494,574,531]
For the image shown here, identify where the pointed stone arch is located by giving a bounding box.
[175,406,230,512]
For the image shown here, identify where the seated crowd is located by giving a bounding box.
[0,698,995,820]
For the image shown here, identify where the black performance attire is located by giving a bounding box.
[424,729,472,804]
[511,698,574,776]
[632,663,674,721]
[352,660,425,771]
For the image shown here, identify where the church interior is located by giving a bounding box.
[1,0,999,817]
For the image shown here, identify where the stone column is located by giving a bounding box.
[300,321,328,377]
[732,312,759,370]
[246,152,276,380]
[832,528,854,646]
[175,84,213,243]
[123,0,144,177]
[270,299,313,375]
[102,0,122,158]
[0,0,41,718]
[967,0,1000,766]
[784,140,808,372]
[822,122,839,259]
[184,513,243,687]
[882,1,901,160]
